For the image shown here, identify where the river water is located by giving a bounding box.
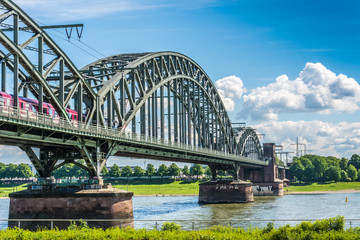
[1,193,360,230]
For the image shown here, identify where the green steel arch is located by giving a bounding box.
[81,52,240,154]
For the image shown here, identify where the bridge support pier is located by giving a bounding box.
[8,185,133,230]
[248,143,284,196]
[199,180,253,204]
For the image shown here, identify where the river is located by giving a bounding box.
[1,193,360,230]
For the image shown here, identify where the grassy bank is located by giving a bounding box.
[111,179,203,195]
[0,184,27,197]
[285,182,360,193]
[1,216,359,240]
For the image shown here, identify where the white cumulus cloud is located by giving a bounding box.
[215,75,246,111]
[253,120,360,158]
[240,63,360,121]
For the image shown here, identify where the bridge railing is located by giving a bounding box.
[0,105,267,164]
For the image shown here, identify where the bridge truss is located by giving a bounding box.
[0,0,265,180]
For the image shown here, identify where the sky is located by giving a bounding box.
[1,0,360,167]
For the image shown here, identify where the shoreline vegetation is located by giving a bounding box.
[1,181,360,198]
[1,216,359,240]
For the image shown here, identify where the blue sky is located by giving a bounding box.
[1,0,360,167]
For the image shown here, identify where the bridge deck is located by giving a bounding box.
[0,106,268,167]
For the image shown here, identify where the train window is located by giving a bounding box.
[20,102,24,109]
[49,108,53,116]
[43,108,48,114]
[74,115,78,121]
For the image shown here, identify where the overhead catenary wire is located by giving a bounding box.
[32,18,106,60]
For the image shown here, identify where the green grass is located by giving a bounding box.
[0,183,27,197]
[285,182,360,192]
[111,180,203,195]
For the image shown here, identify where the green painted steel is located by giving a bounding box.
[0,0,268,179]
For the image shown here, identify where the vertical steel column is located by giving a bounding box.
[211,91,214,149]
[38,37,43,113]
[107,92,112,127]
[160,85,164,139]
[187,80,191,145]
[59,60,64,105]
[173,79,178,142]
[13,14,19,107]
[215,101,218,150]
[167,82,171,142]
[140,71,146,135]
[181,79,186,143]
[147,92,151,137]
[1,61,6,92]
[178,79,182,143]
[192,82,196,146]
[202,82,206,147]
[131,75,136,133]
[151,92,156,137]
[197,83,201,147]
[77,82,83,122]
[119,78,125,127]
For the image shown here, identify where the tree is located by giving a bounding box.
[204,166,212,177]
[133,166,145,178]
[108,164,121,178]
[121,166,133,178]
[326,166,341,182]
[347,164,357,181]
[167,163,180,176]
[340,170,349,182]
[182,165,190,176]
[0,162,7,178]
[289,160,305,182]
[349,154,360,170]
[157,164,168,177]
[101,166,109,177]
[190,164,203,178]
[146,164,155,178]
[17,164,33,178]
[339,158,348,170]
[6,164,18,178]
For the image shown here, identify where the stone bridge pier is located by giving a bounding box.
[199,143,284,204]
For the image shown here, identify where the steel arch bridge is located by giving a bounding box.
[0,0,267,179]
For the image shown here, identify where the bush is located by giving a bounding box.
[311,216,344,232]
[161,222,181,231]
[262,222,274,234]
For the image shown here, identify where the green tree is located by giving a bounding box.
[133,166,145,177]
[156,164,168,177]
[182,165,190,176]
[289,160,305,182]
[6,164,18,178]
[204,166,212,177]
[167,163,180,176]
[190,164,203,178]
[340,170,349,182]
[0,162,7,178]
[121,166,133,178]
[326,166,341,182]
[146,164,155,178]
[300,158,316,182]
[101,166,109,177]
[347,164,357,181]
[17,164,33,178]
[108,164,121,178]
[349,154,360,170]
[339,158,348,170]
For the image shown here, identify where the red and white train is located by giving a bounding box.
[0,91,78,123]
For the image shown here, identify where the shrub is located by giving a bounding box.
[312,216,344,232]
[161,222,181,231]
[262,222,274,234]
